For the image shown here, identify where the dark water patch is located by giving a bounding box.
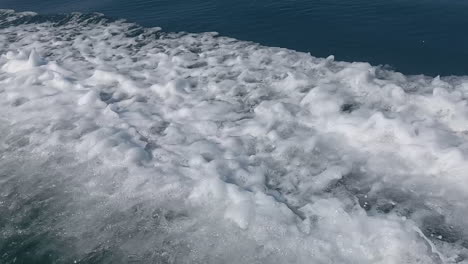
[340,103,360,114]
[2,0,468,76]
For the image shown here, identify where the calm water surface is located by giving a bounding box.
[1,0,468,76]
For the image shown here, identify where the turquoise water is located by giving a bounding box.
[2,0,467,76]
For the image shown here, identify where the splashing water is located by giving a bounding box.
[1,9,468,264]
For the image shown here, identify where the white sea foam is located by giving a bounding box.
[1,9,468,263]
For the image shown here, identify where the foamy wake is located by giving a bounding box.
[1,9,468,263]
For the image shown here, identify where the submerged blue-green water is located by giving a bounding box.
[1,0,467,76]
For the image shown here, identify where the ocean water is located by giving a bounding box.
[2,0,468,76]
[2,2,468,264]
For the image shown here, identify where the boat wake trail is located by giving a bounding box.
[1,9,468,263]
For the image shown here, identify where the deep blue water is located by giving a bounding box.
[1,0,467,76]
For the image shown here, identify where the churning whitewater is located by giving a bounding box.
[1,9,468,264]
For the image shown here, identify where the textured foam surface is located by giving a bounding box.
[1,9,468,263]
